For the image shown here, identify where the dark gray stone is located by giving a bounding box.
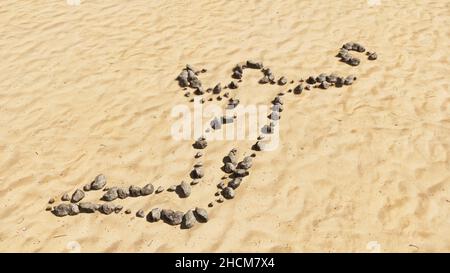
[223,162,236,173]
[238,156,253,170]
[222,187,235,199]
[213,83,222,94]
[129,186,142,197]
[91,174,107,190]
[71,189,85,203]
[141,183,154,196]
[79,202,97,213]
[117,187,129,199]
[161,209,183,225]
[136,209,145,218]
[228,177,242,189]
[61,193,70,201]
[100,203,115,215]
[178,181,191,198]
[102,187,118,201]
[246,60,263,69]
[182,210,196,229]
[294,84,303,94]
[278,76,287,85]
[228,81,238,89]
[368,52,377,60]
[193,137,208,149]
[147,208,162,222]
[211,117,222,130]
[194,207,208,223]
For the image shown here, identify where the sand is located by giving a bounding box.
[0,0,449,252]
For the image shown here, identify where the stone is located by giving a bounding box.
[337,48,349,58]
[306,76,316,84]
[161,209,183,225]
[273,96,284,105]
[217,181,225,189]
[228,81,238,89]
[83,184,91,191]
[48,198,55,204]
[222,187,235,199]
[326,74,338,83]
[320,81,331,89]
[294,84,303,94]
[178,181,191,198]
[210,117,222,130]
[195,152,203,158]
[79,202,97,213]
[91,174,107,190]
[316,73,327,83]
[102,187,118,201]
[53,203,78,217]
[228,98,240,109]
[194,87,204,95]
[155,186,164,193]
[278,76,287,85]
[208,202,214,208]
[191,179,201,185]
[61,193,70,201]
[46,206,52,211]
[182,210,196,229]
[100,203,115,215]
[186,64,196,72]
[232,70,242,79]
[269,111,280,120]
[368,52,377,60]
[136,209,145,218]
[222,116,234,124]
[228,177,242,189]
[223,162,236,173]
[233,64,243,74]
[213,83,222,94]
[117,187,129,199]
[217,197,224,203]
[253,141,265,151]
[305,85,311,90]
[348,57,360,66]
[194,208,208,223]
[336,77,344,87]
[342,42,354,50]
[129,186,142,197]
[192,167,204,179]
[190,78,202,89]
[238,156,253,170]
[71,189,85,203]
[344,75,357,85]
[147,208,162,222]
[259,75,270,84]
[234,168,249,177]
[125,209,132,214]
[141,183,154,196]
[114,205,123,213]
[225,150,238,165]
[352,43,365,52]
[261,124,274,134]
[168,185,177,192]
[246,60,263,69]
[193,136,208,149]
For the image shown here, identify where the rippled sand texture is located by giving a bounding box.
[0,0,449,252]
